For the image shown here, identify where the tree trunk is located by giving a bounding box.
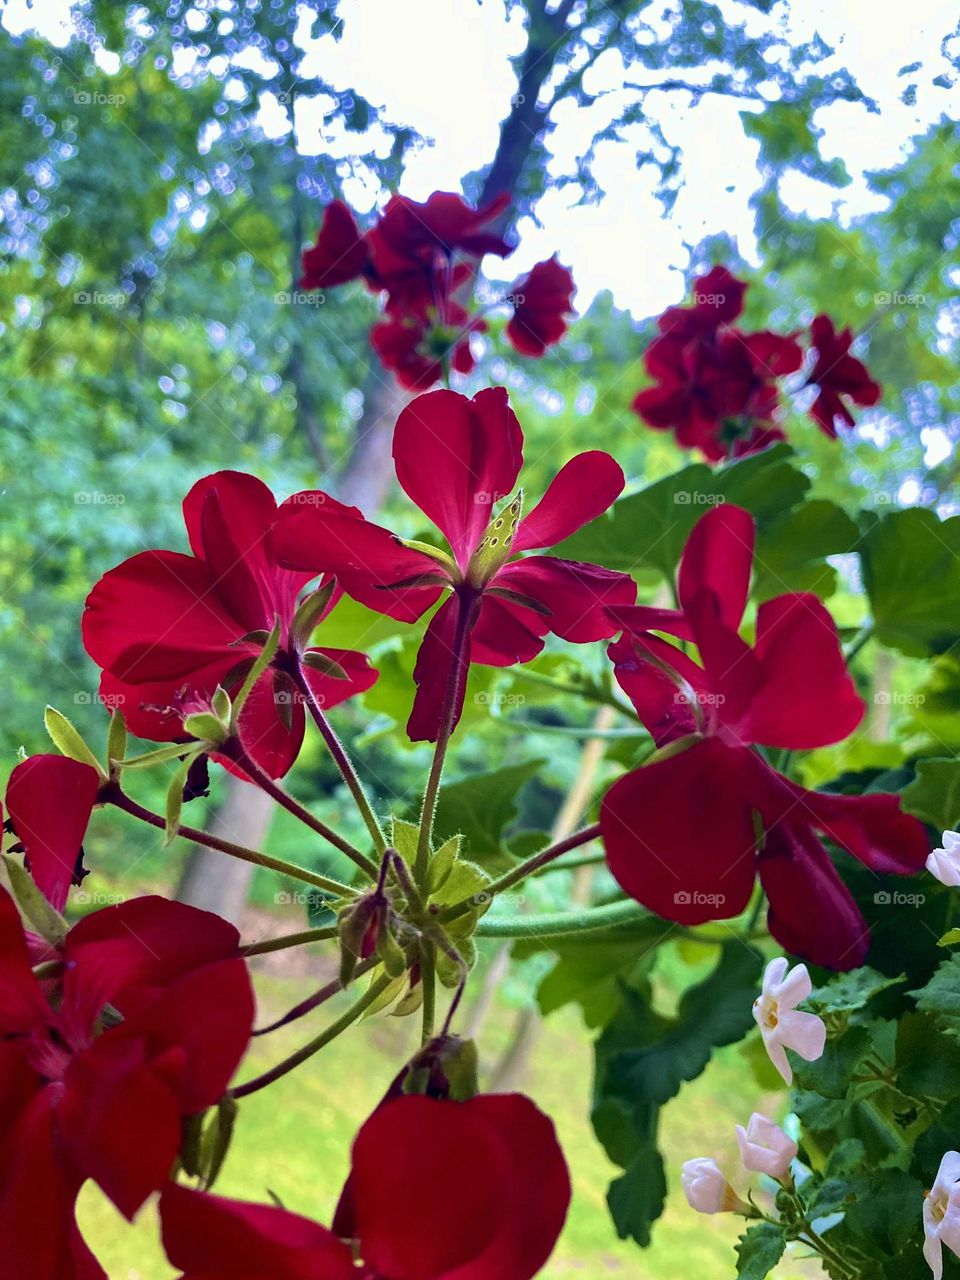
[175,773,276,927]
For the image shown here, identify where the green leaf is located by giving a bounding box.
[426,835,461,893]
[939,929,960,948]
[753,499,859,600]
[430,760,545,869]
[792,1024,876,1098]
[606,1144,667,1248]
[902,758,960,831]
[43,706,106,778]
[113,742,197,770]
[290,579,337,649]
[807,967,906,1016]
[912,953,960,1038]
[390,817,419,862]
[859,508,960,657]
[735,1222,786,1279]
[597,942,763,1108]
[555,444,809,579]
[106,710,127,771]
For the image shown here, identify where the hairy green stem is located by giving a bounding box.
[241,926,338,957]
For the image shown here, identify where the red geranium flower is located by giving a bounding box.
[5,755,102,910]
[599,503,928,969]
[82,471,377,778]
[371,301,485,391]
[505,256,576,356]
[806,313,882,436]
[0,890,253,1279]
[273,388,634,741]
[632,266,803,461]
[160,1090,570,1279]
[300,199,374,291]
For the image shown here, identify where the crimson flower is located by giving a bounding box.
[273,388,634,742]
[0,891,253,1279]
[5,755,102,910]
[505,256,576,356]
[806,313,882,436]
[82,471,377,778]
[632,265,803,461]
[160,1090,570,1279]
[599,503,928,969]
[300,199,374,291]
[371,300,485,391]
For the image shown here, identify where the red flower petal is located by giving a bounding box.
[600,739,757,923]
[0,886,49,1035]
[607,633,701,745]
[350,1092,569,1280]
[392,388,523,571]
[759,821,869,970]
[505,256,575,356]
[5,756,101,912]
[677,503,754,630]
[512,451,624,552]
[161,1183,355,1279]
[471,592,548,666]
[407,596,467,743]
[300,199,370,291]
[494,557,635,643]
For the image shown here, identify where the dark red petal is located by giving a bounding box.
[300,199,370,291]
[0,1089,105,1280]
[407,597,468,743]
[82,550,238,683]
[607,634,699,745]
[230,666,306,780]
[160,1183,356,1279]
[471,593,547,666]
[505,256,575,357]
[346,1092,568,1280]
[0,886,49,1035]
[5,756,101,913]
[392,388,523,571]
[272,505,442,624]
[58,1038,185,1219]
[301,647,378,711]
[677,503,754,629]
[600,739,757,923]
[796,789,929,876]
[605,603,692,642]
[495,557,636,643]
[65,896,242,1021]
[739,594,864,749]
[96,659,235,744]
[513,452,624,552]
[759,821,869,970]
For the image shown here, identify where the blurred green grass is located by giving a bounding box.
[77,972,820,1279]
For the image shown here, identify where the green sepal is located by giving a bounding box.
[360,968,404,1018]
[165,751,201,844]
[1,854,69,945]
[106,711,127,777]
[301,650,349,680]
[230,616,281,730]
[291,579,337,650]
[179,1111,206,1178]
[182,712,229,745]
[44,706,107,779]
[211,686,232,723]
[113,742,197,770]
[377,927,408,978]
[200,1094,239,1191]
[426,836,461,894]
[391,977,425,1018]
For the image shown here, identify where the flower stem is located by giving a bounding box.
[415,591,476,883]
[441,823,601,924]
[292,661,387,855]
[844,624,874,664]
[231,973,393,1097]
[475,896,650,939]
[420,941,437,1045]
[242,926,338,957]
[253,955,380,1035]
[222,740,379,879]
[105,786,359,899]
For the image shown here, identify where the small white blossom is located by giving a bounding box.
[753,957,826,1085]
[681,1158,740,1214]
[924,1151,960,1280]
[735,1112,797,1181]
[927,831,960,888]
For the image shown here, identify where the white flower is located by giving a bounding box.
[681,1158,740,1214]
[735,1112,798,1181]
[927,831,960,888]
[752,957,826,1085]
[924,1151,960,1280]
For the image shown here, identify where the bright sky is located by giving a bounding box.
[4,0,958,317]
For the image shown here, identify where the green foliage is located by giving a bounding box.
[859,509,960,657]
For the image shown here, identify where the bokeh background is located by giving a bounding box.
[1,1,958,1275]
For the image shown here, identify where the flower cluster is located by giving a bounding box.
[598,502,927,969]
[632,264,882,460]
[301,191,575,387]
